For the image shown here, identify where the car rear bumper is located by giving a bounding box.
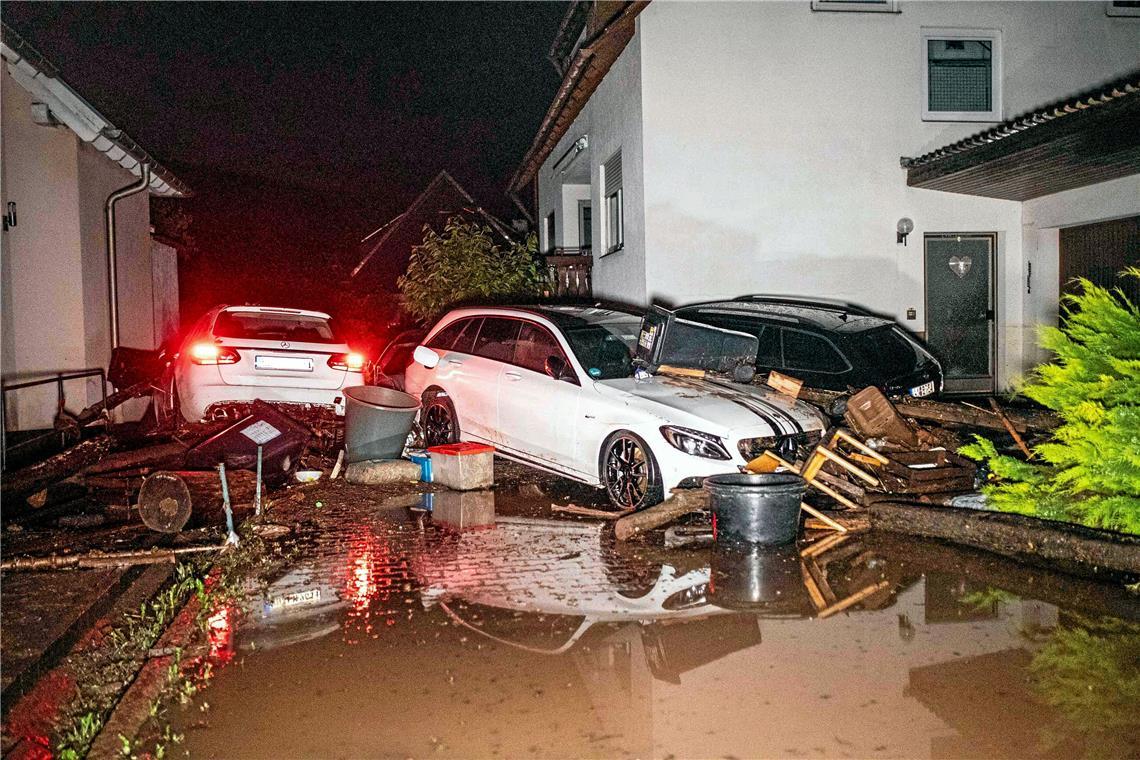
[179,382,350,422]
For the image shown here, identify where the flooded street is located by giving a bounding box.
[178,475,1140,759]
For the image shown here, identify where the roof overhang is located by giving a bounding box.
[508,2,647,198]
[1,23,191,198]
[902,71,1140,202]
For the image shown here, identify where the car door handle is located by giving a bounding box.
[504,370,522,381]
[447,358,464,365]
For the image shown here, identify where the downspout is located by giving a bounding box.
[105,164,150,350]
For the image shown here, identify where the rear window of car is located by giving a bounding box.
[213,311,339,344]
[471,318,521,362]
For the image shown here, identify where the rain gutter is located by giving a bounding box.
[0,22,190,197]
[106,164,151,350]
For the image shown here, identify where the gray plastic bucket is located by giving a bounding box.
[704,472,806,546]
[343,386,420,464]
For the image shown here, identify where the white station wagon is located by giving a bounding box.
[406,306,827,510]
[159,305,365,423]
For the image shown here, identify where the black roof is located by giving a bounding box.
[676,299,894,334]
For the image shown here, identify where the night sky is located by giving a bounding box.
[2,2,565,318]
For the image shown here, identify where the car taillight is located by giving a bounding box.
[189,342,241,365]
[328,352,365,371]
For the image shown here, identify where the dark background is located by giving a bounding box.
[2,2,564,320]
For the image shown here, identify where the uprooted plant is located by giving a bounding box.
[960,269,1140,534]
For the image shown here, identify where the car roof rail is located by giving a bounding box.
[729,295,876,318]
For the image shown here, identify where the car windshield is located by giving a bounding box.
[213,311,340,344]
[561,317,641,380]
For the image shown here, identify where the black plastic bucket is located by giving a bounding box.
[704,472,806,546]
[709,543,812,614]
[344,386,420,463]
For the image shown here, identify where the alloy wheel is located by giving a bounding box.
[604,434,652,510]
[423,398,457,446]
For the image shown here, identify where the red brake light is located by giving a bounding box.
[189,342,241,365]
[328,351,366,371]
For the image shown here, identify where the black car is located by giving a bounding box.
[673,297,943,396]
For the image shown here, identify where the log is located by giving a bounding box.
[1,436,114,496]
[82,441,189,476]
[137,470,257,533]
[614,488,708,541]
[868,501,1140,578]
[894,396,1057,434]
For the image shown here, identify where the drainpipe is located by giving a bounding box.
[105,164,151,350]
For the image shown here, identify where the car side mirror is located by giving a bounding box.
[544,355,573,382]
[413,345,440,369]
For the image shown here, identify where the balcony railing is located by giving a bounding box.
[544,247,592,300]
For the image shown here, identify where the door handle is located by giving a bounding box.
[504,371,522,381]
[447,358,464,365]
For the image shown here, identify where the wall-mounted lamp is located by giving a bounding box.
[896,217,914,246]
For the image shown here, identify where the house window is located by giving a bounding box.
[1106,1,1140,17]
[544,211,556,254]
[922,29,1001,122]
[810,0,898,12]
[603,151,623,255]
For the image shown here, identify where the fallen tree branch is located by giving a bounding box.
[0,544,223,572]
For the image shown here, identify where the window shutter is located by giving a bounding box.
[604,151,622,195]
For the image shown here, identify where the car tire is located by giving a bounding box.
[421,389,460,447]
[600,430,664,511]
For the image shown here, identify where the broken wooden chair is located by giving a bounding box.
[746,428,888,514]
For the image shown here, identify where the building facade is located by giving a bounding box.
[1,23,190,431]
[513,1,1140,392]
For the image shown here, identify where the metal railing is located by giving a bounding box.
[1,368,107,469]
[544,248,593,300]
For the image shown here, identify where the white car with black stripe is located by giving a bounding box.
[406,305,828,510]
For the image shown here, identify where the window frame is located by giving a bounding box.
[1106,1,1140,17]
[601,151,624,257]
[544,210,556,254]
[921,28,1002,123]
[810,0,899,12]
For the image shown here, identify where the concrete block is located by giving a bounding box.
[344,459,422,485]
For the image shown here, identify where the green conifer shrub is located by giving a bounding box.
[960,269,1140,534]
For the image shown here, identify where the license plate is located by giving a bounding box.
[264,588,322,613]
[909,381,935,398]
[255,355,313,371]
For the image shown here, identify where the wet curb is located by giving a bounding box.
[869,500,1140,581]
[86,589,206,758]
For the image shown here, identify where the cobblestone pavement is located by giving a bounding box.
[172,461,1140,759]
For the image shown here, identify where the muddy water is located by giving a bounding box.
[180,486,1140,759]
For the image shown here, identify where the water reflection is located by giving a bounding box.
[184,487,1140,759]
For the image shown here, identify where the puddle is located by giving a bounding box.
[178,484,1140,759]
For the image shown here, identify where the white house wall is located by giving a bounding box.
[2,67,158,430]
[630,1,1139,388]
[538,26,648,306]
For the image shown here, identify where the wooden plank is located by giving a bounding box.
[818,580,892,619]
[766,371,803,398]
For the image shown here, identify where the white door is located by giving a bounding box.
[445,317,519,443]
[496,321,583,474]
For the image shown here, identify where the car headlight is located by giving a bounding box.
[659,426,731,460]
